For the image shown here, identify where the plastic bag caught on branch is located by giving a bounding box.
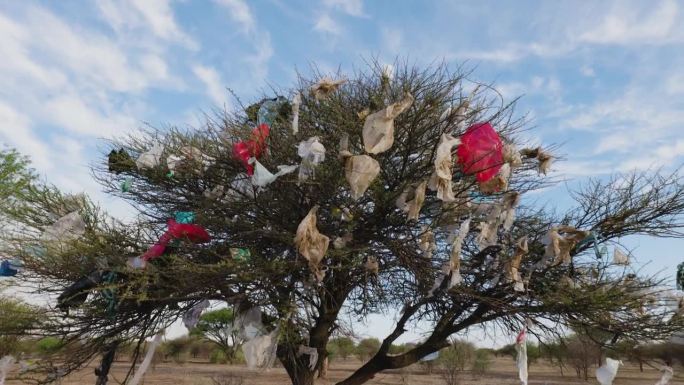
[249,158,298,187]
[520,147,553,175]
[310,78,346,100]
[457,122,503,183]
[515,328,528,385]
[297,345,319,371]
[546,226,590,266]
[655,365,674,385]
[345,155,381,200]
[396,180,427,221]
[501,191,520,231]
[418,227,436,259]
[448,218,470,288]
[595,358,622,385]
[0,259,21,277]
[129,332,163,385]
[508,236,528,292]
[478,163,511,194]
[233,124,270,175]
[295,206,330,282]
[291,92,302,134]
[613,248,630,265]
[243,327,280,370]
[136,143,164,170]
[0,356,14,385]
[428,133,461,202]
[297,137,326,182]
[41,211,86,243]
[183,300,210,330]
[362,93,413,154]
[141,219,211,262]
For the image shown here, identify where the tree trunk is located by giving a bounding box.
[94,342,118,385]
[318,356,328,378]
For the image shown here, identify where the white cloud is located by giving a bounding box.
[0,102,51,170]
[97,0,198,49]
[192,65,227,106]
[214,0,255,33]
[44,94,137,138]
[314,14,342,35]
[323,0,365,17]
[580,65,596,77]
[381,27,402,54]
[580,0,680,45]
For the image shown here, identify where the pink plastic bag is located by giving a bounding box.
[456,122,503,183]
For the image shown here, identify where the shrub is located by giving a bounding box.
[471,350,492,375]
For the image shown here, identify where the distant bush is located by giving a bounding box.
[36,337,63,356]
[471,349,492,375]
[210,349,229,364]
[355,338,381,362]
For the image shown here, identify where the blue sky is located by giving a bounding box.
[0,0,682,343]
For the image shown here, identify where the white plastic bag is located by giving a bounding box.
[129,333,163,385]
[596,358,622,385]
[294,206,330,282]
[515,329,528,385]
[243,327,279,369]
[42,211,86,242]
[428,133,461,202]
[297,137,326,182]
[345,155,380,200]
[655,365,674,385]
[396,181,427,221]
[613,248,630,265]
[136,143,164,170]
[448,218,470,288]
[183,300,210,330]
[362,93,413,154]
[0,356,15,385]
[310,78,346,100]
[292,92,302,134]
[250,158,298,187]
[297,345,319,371]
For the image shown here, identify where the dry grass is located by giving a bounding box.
[5,357,683,385]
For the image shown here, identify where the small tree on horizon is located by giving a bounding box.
[192,308,243,363]
[1,62,683,385]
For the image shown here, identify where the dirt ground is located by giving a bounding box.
[6,357,683,385]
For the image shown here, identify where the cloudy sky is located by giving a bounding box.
[1,0,682,343]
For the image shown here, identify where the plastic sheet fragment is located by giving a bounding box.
[428,133,461,201]
[362,93,413,154]
[243,327,279,369]
[129,332,163,385]
[310,78,346,100]
[520,147,553,175]
[294,206,330,282]
[42,211,86,243]
[448,218,470,288]
[508,236,528,292]
[613,248,630,265]
[547,226,590,266]
[515,328,528,385]
[249,158,298,187]
[0,355,14,385]
[297,137,326,182]
[457,122,504,183]
[655,365,674,385]
[418,227,436,259]
[291,92,302,134]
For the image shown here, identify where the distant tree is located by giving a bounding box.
[439,339,475,385]
[161,336,192,363]
[0,296,41,357]
[471,349,492,375]
[193,308,243,363]
[540,340,568,376]
[566,333,601,380]
[355,338,381,362]
[330,337,356,360]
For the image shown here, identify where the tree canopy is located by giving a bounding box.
[1,62,683,385]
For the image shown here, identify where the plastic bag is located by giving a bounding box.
[291,93,302,134]
[655,365,674,385]
[141,219,211,262]
[457,122,503,183]
[203,185,224,200]
[233,124,270,175]
[297,137,326,182]
[257,97,288,127]
[310,78,346,100]
[428,133,461,201]
[477,204,503,249]
[501,191,520,231]
[365,256,379,275]
[362,93,413,154]
[295,206,330,282]
[547,226,590,266]
[136,143,164,170]
[345,155,380,200]
[418,227,436,259]
[333,233,353,250]
[515,329,528,385]
[297,345,319,371]
[249,158,298,187]
[613,248,630,265]
[503,142,523,168]
[183,300,210,330]
[448,218,470,288]
[479,163,511,194]
[0,355,14,385]
[0,260,18,277]
[508,237,528,292]
[175,211,195,224]
[243,327,279,369]
[129,333,163,385]
[396,180,427,221]
[41,211,86,243]
[596,358,622,385]
[520,147,553,175]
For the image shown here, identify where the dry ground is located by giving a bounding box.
[6,357,683,385]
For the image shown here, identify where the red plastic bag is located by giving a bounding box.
[233,124,270,175]
[142,219,211,261]
[456,122,503,182]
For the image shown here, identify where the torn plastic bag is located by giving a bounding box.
[57,271,108,311]
[508,237,528,292]
[310,78,346,100]
[203,185,225,200]
[362,93,413,154]
[175,211,195,224]
[613,248,629,265]
[515,328,528,385]
[477,204,503,249]
[345,155,380,200]
[0,355,14,385]
[294,206,330,282]
[596,358,622,385]
[183,300,210,330]
[233,124,270,175]
[479,163,511,194]
[41,211,86,243]
[501,191,520,231]
[333,233,352,250]
[257,97,288,127]
[230,248,251,262]
[448,218,470,288]
[297,137,326,182]
[503,142,523,169]
[520,147,553,175]
[227,174,255,200]
[428,263,451,297]
[547,226,590,266]
[655,365,674,385]
[108,148,135,174]
[428,133,461,201]
[291,93,302,134]
[418,227,436,259]
[136,143,164,170]
[129,332,163,385]
[121,177,132,192]
[243,327,280,369]
[457,122,504,183]
[141,219,211,262]
[297,345,319,371]
[249,158,298,187]
[396,180,427,221]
